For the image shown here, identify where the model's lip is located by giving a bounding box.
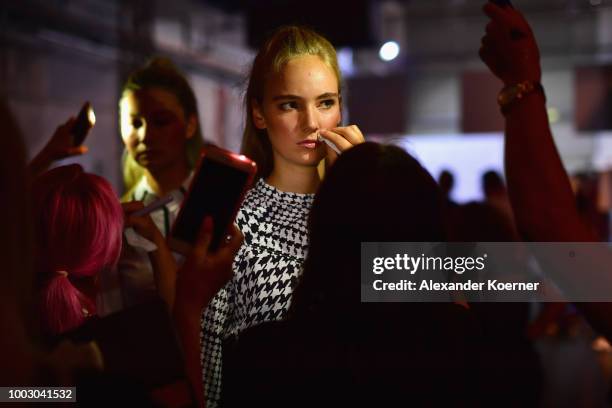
[297,140,322,149]
[297,138,322,146]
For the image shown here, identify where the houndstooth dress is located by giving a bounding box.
[201,178,314,406]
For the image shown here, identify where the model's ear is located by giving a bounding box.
[252,100,266,130]
[185,114,197,139]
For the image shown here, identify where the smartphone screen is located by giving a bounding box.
[172,158,251,251]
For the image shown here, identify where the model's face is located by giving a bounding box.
[253,55,341,171]
[120,87,195,171]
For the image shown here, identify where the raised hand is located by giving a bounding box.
[175,218,243,310]
[28,117,88,177]
[479,2,541,86]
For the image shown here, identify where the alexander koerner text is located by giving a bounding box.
[372,280,540,291]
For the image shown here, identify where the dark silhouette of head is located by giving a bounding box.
[438,169,455,197]
[482,169,506,197]
[291,142,445,316]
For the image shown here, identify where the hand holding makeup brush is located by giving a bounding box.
[318,124,365,166]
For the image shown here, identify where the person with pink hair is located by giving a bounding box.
[31,164,124,336]
[30,163,241,406]
[1,98,237,407]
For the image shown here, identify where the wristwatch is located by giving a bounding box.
[497,80,545,115]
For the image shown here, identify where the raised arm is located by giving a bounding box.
[172,218,242,408]
[480,2,612,340]
[479,3,593,242]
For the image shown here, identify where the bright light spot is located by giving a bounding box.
[337,48,355,76]
[88,106,96,126]
[379,41,400,62]
[547,107,560,123]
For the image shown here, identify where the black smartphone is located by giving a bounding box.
[72,102,95,146]
[169,145,257,254]
[489,0,513,7]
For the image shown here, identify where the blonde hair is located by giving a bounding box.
[241,26,342,180]
[120,57,203,197]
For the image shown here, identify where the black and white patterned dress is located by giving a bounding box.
[201,178,314,406]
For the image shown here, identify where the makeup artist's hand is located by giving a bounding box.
[320,124,365,167]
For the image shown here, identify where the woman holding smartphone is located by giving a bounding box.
[201,26,364,406]
[99,57,204,313]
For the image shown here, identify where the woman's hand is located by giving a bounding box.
[122,201,164,245]
[175,218,243,310]
[28,117,88,176]
[479,3,541,86]
[320,124,365,166]
[43,117,88,161]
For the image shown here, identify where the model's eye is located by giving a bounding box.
[319,99,336,109]
[279,101,298,111]
[131,118,144,129]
